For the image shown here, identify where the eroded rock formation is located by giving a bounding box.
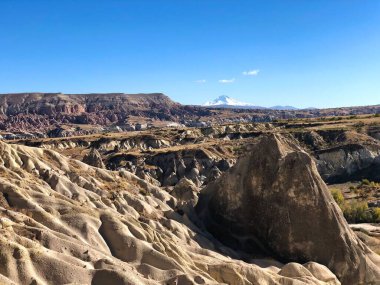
[316,144,380,183]
[82,148,105,168]
[0,140,342,284]
[196,133,380,284]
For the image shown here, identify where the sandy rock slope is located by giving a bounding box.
[0,139,345,285]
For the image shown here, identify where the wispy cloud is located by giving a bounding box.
[218,78,235,83]
[194,79,206,83]
[242,69,260,76]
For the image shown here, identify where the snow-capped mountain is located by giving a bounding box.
[203,95,298,110]
[204,95,251,106]
[203,95,262,108]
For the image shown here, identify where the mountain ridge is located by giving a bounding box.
[203,95,299,110]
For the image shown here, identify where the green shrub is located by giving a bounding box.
[341,202,380,223]
[342,201,369,223]
[330,188,344,206]
[331,185,380,223]
[372,208,380,222]
[361,179,371,186]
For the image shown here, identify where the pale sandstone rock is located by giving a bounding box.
[0,140,341,285]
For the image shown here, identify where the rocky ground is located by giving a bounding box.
[15,114,380,188]
[1,113,380,284]
[1,133,353,285]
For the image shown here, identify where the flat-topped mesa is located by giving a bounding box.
[0,92,178,116]
[196,133,380,285]
[0,93,195,132]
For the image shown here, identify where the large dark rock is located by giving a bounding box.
[196,133,380,285]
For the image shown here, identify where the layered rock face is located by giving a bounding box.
[316,144,380,183]
[0,93,179,116]
[0,140,341,284]
[196,134,380,284]
[292,128,380,183]
[0,93,211,132]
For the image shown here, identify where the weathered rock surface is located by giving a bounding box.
[171,178,200,215]
[316,144,380,183]
[291,129,380,182]
[196,133,380,284]
[0,140,340,284]
[82,148,106,168]
[107,148,236,187]
[0,92,211,132]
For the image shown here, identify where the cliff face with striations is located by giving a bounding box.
[0,93,178,116]
[0,93,210,132]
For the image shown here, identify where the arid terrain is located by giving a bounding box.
[0,92,379,139]
[1,93,380,284]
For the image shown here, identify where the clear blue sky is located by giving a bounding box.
[0,1,379,108]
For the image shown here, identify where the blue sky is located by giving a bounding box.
[0,1,379,108]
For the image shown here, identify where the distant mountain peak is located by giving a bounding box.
[203,95,298,110]
[203,95,255,107]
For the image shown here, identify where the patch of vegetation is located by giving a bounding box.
[351,179,380,199]
[342,201,373,223]
[330,187,380,223]
[330,188,344,206]
[232,144,245,154]
[361,178,371,186]
[138,187,151,196]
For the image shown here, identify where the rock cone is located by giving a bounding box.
[196,133,380,284]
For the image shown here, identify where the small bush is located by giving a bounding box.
[361,179,371,186]
[330,188,344,206]
[372,208,380,222]
[332,184,380,223]
[342,201,369,223]
[341,202,380,223]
